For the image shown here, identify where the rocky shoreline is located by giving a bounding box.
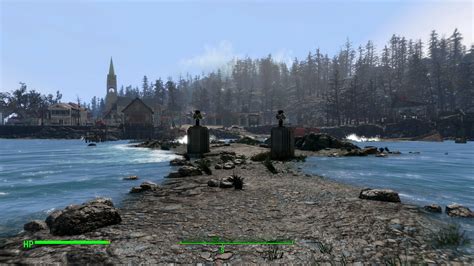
[1,144,473,264]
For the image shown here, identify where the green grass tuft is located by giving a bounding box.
[251,152,270,162]
[431,223,470,248]
[263,157,278,174]
[195,159,212,175]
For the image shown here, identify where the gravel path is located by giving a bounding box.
[1,144,472,264]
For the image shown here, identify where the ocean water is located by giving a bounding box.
[0,139,180,237]
[303,140,474,251]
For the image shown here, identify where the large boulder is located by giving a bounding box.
[24,220,48,232]
[178,166,203,177]
[359,188,401,203]
[361,146,378,155]
[46,197,121,236]
[236,136,261,146]
[295,133,359,151]
[424,204,442,213]
[170,158,190,166]
[446,204,474,218]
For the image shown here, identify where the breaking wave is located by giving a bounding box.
[345,133,380,142]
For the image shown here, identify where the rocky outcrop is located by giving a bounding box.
[23,220,48,232]
[295,133,359,151]
[208,128,241,139]
[169,158,190,166]
[178,166,202,176]
[236,136,262,146]
[46,198,121,236]
[424,204,442,213]
[129,181,159,193]
[359,188,401,203]
[166,166,203,178]
[446,204,474,218]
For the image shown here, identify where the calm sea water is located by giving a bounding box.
[0,139,179,237]
[304,140,474,251]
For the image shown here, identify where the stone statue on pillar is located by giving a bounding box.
[187,110,210,156]
[271,110,294,160]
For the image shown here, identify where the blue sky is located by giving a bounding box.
[1,0,472,103]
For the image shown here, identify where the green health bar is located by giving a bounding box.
[23,240,110,249]
[179,240,294,253]
[179,241,294,245]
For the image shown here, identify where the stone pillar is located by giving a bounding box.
[187,125,210,156]
[270,127,294,160]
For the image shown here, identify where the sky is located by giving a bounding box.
[1,0,473,103]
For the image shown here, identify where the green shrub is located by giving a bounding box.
[431,223,470,248]
[251,152,270,162]
[263,157,278,174]
[231,174,244,190]
[196,159,212,175]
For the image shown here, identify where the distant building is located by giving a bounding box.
[47,103,80,125]
[103,58,162,126]
[122,98,154,126]
[47,103,91,126]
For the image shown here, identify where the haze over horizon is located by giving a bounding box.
[1,0,473,103]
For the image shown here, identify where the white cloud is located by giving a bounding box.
[179,40,239,72]
[272,48,294,66]
[371,1,473,52]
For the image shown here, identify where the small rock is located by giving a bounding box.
[24,220,48,232]
[130,186,143,193]
[424,204,442,213]
[207,179,219,187]
[359,188,401,203]
[375,153,387,157]
[223,162,235,170]
[233,159,244,165]
[123,175,139,180]
[219,181,233,188]
[374,240,384,247]
[200,251,211,259]
[214,164,223,169]
[215,252,233,260]
[446,204,474,217]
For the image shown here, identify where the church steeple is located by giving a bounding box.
[109,57,115,75]
[106,57,118,112]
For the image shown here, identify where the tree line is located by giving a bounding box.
[98,28,472,126]
[3,28,472,127]
[0,83,63,124]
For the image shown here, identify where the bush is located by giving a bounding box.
[251,152,270,162]
[263,157,278,174]
[196,159,212,175]
[431,223,470,248]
